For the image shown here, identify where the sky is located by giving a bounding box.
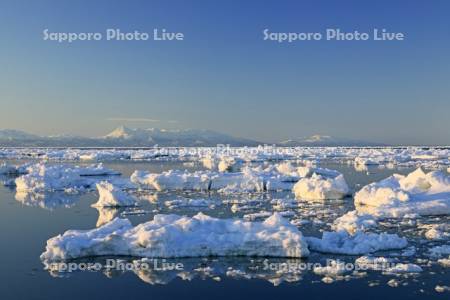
[0,0,449,145]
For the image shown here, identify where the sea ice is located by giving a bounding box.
[355,168,450,218]
[296,166,341,178]
[306,230,407,255]
[92,181,136,207]
[435,285,450,293]
[437,257,450,267]
[40,213,310,261]
[384,263,423,274]
[218,157,241,172]
[428,245,450,257]
[332,211,378,235]
[131,170,210,191]
[15,163,121,192]
[355,256,393,271]
[0,162,28,175]
[164,198,212,209]
[131,165,308,193]
[293,174,349,200]
[313,259,347,276]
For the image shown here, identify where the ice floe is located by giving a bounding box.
[293,174,349,200]
[305,230,407,255]
[355,256,393,271]
[313,259,347,276]
[15,163,121,193]
[383,263,423,274]
[92,181,136,207]
[40,213,310,261]
[130,164,325,193]
[0,162,29,175]
[355,168,450,218]
[435,285,450,293]
[428,245,450,257]
[164,198,213,209]
[131,170,210,191]
[332,211,378,235]
[437,257,450,267]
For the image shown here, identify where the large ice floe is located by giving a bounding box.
[292,174,349,200]
[40,213,310,261]
[354,168,450,218]
[14,163,121,193]
[92,181,136,207]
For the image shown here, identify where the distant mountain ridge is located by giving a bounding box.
[0,127,259,147]
[0,128,385,147]
[278,135,385,147]
[101,126,259,146]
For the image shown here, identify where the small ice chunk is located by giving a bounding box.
[218,157,240,172]
[313,259,347,276]
[428,245,450,257]
[92,181,136,207]
[437,257,450,267]
[355,256,393,271]
[435,285,450,293]
[387,279,399,287]
[164,198,211,209]
[421,224,450,241]
[384,263,423,274]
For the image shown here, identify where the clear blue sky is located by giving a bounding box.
[0,0,449,145]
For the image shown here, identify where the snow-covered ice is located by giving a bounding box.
[0,162,28,175]
[306,230,407,255]
[313,259,347,276]
[428,245,450,257]
[355,256,393,271]
[131,170,210,191]
[15,163,121,193]
[92,181,136,207]
[164,198,212,209]
[293,174,349,200]
[40,213,310,261]
[355,168,450,218]
[437,257,450,267]
[332,211,378,235]
[130,165,317,193]
[384,263,423,274]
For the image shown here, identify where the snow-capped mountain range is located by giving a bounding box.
[0,127,258,147]
[0,127,383,147]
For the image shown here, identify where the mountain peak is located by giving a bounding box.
[278,135,384,147]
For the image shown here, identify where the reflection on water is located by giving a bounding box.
[44,257,309,286]
[95,207,120,227]
[15,191,79,210]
